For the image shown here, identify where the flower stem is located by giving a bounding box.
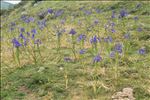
[16,47,20,66]
[72,35,77,60]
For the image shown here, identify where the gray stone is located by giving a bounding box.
[112,87,135,100]
[21,11,28,16]
[38,67,45,72]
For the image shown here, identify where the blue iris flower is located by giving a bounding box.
[31,29,37,34]
[25,19,30,23]
[26,32,30,36]
[20,28,25,32]
[111,22,115,27]
[84,10,92,15]
[119,9,128,18]
[94,19,99,25]
[19,33,26,40]
[90,35,98,44]
[134,16,138,21]
[47,8,53,14]
[114,43,123,54]
[110,51,115,58]
[10,22,16,26]
[95,8,101,13]
[37,20,46,30]
[34,39,42,45]
[138,48,146,55]
[124,33,130,39]
[97,37,101,42]
[32,34,35,39]
[69,29,76,35]
[54,10,64,17]
[10,27,14,31]
[60,19,65,24]
[111,11,115,18]
[93,54,102,63]
[111,29,116,33]
[137,27,142,32]
[29,17,35,22]
[78,34,86,42]
[12,38,22,48]
[79,49,86,54]
[64,57,72,62]
[104,36,113,43]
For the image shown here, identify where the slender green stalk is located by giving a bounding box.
[80,39,84,49]
[33,49,37,65]
[94,43,98,54]
[64,69,68,89]
[16,47,20,66]
[12,48,16,63]
[37,44,42,59]
[114,53,119,80]
[32,44,37,65]
[93,62,99,96]
[57,36,61,53]
[72,35,77,60]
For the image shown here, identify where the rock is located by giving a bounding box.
[112,87,135,100]
[123,88,133,95]
[21,11,28,16]
[59,67,63,70]
[38,67,45,72]
[33,1,43,7]
[33,3,38,7]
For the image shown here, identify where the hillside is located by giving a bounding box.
[1,1,150,100]
[1,1,15,10]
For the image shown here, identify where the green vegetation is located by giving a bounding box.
[1,1,150,100]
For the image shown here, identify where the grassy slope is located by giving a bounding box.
[1,1,150,100]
